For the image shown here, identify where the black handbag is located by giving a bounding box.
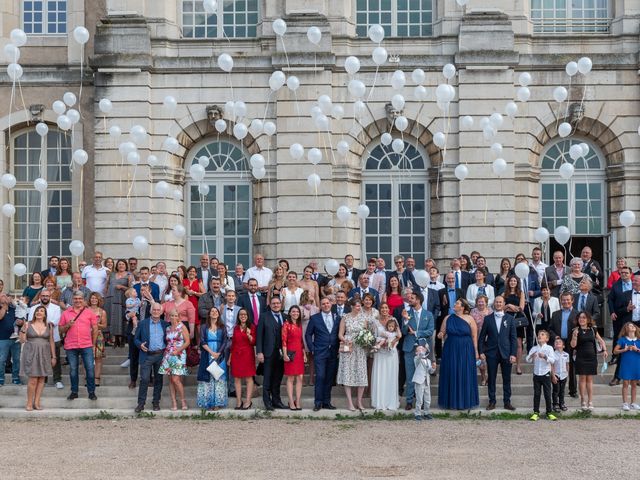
[286,350,296,361]
[514,315,529,329]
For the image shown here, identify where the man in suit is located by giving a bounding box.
[400,291,434,410]
[476,256,495,287]
[198,277,224,324]
[41,255,59,279]
[419,284,440,326]
[394,287,415,395]
[256,296,286,411]
[344,254,362,286]
[331,291,351,321]
[436,272,464,359]
[219,290,241,397]
[573,277,601,329]
[196,254,216,292]
[309,259,329,290]
[544,251,570,298]
[306,297,340,411]
[389,255,417,291]
[232,263,246,296]
[549,292,579,396]
[581,246,604,299]
[237,278,267,326]
[451,258,472,293]
[134,303,168,412]
[348,273,380,309]
[133,266,160,302]
[127,282,154,389]
[478,295,517,411]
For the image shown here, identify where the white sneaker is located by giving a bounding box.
[55,382,64,389]
[622,403,630,411]
[631,403,640,410]
[120,359,130,368]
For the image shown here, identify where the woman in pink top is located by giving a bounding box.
[163,284,196,340]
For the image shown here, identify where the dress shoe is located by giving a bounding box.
[609,356,617,365]
[504,403,516,411]
[404,403,413,411]
[486,403,496,411]
[128,381,136,390]
[134,404,144,413]
[152,404,160,411]
[609,378,620,387]
[67,392,78,400]
[322,403,336,410]
[273,402,287,409]
[313,404,322,412]
[88,393,98,401]
[569,392,578,398]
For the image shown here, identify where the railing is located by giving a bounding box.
[532,17,611,34]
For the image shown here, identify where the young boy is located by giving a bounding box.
[526,330,557,421]
[10,296,29,340]
[413,340,436,421]
[551,337,570,412]
[124,288,141,336]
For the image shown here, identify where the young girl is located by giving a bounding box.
[375,319,400,351]
[613,322,640,411]
[124,288,141,336]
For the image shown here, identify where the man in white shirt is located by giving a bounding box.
[529,247,548,284]
[428,267,444,291]
[243,254,273,293]
[151,262,169,299]
[82,251,108,296]
[28,289,63,389]
[219,290,240,398]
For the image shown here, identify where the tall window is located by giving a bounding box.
[356,0,433,37]
[187,139,252,268]
[182,0,259,39]
[531,0,610,34]
[540,138,605,235]
[12,129,72,288]
[22,1,67,34]
[362,139,429,267]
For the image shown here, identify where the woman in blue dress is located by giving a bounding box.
[196,307,228,410]
[437,299,479,410]
[613,322,640,411]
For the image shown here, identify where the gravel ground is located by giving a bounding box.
[2,418,637,479]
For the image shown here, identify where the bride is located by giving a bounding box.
[371,303,401,411]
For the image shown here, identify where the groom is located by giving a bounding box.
[478,295,517,411]
[305,297,340,411]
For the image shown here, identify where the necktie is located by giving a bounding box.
[251,295,259,324]
[324,314,333,332]
[275,313,282,325]
[338,306,343,317]
[455,272,460,289]
[579,295,586,311]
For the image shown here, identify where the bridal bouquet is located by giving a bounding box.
[354,328,376,350]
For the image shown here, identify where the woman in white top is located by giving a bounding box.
[532,284,560,332]
[466,269,495,308]
[216,263,235,294]
[281,271,303,312]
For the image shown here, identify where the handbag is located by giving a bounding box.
[514,315,529,329]
[286,350,296,361]
[186,346,200,367]
[206,360,224,380]
[339,341,353,354]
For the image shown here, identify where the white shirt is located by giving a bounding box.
[28,302,62,342]
[322,311,333,331]
[633,290,640,322]
[529,260,548,283]
[201,269,210,291]
[526,344,556,376]
[243,266,273,288]
[282,287,303,312]
[220,275,236,294]
[494,311,504,332]
[428,280,444,291]
[223,305,237,337]
[152,274,168,298]
[553,351,570,380]
[82,265,108,294]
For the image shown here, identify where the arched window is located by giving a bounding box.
[186,139,252,268]
[361,140,429,267]
[540,138,606,235]
[11,128,72,288]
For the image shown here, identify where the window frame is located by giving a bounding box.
[530,0,611,34]
[180,0,260,40]
[21,0,68,36]
[355,0,434,38]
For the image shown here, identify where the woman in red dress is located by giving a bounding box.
[182,266,204,314]
[230,308,256,410]
[382,275,403,313]
[282,305,306,410]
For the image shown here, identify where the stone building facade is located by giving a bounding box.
[1,0,639,286]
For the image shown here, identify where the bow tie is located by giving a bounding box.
[495,312,504,317]
[448,288,455,292]
[430,282,436,285]
[634,292,640,295]
[227,307,234,310]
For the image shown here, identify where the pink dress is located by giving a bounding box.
[301,304,319,352]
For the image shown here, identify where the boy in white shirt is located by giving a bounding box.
[413,340,437,421]
[551,337,570,412]
[526,330,557,421]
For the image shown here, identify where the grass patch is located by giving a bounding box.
[79,410,119,421]
[135,411,156,419]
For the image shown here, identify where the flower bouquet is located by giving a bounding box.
[354,328,376,350]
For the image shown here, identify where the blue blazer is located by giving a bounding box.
[196,325,228,382]
[133,281,160,303]
[401,308,433,352]
[478,313,517,360]
[305,311,339,360]
[134,318,169,363]
[347,287,380,309]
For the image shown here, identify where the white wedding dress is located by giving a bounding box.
[371,325,400,411]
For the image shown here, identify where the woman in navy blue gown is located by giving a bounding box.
[437,299,479,410]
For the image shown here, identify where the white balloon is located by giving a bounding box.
[620,210,636,228]
[553,86,568,103]
[356,204,370,219]
[569,144,583,160]
[325,259,340,276]
[263,121,276,136]
[5,63,20,81]
[336,205,351,223]
[516,86,531,102]
[554,226,571,245]
[126,151,140,165]
[534,227,550,243]
[252,167,266,180]
[286,75,300,91]
[233,101,247,119]
[310,105,322,119]
[189,163,206,182]
[162,95,177,114]
[344,56,361,75]
[273,18,287,36]
[348,79,366,99]
[372,47,388,65]
[63,92,77,107]
[381,133,393,146]
[10,29,27,47]
[172,189,183,201]
[331,104,345,120]
[307,26,321,45]
[368,24,385,44]
[130,125,147,144]
[162,136,180,153]
[69,240,85,257]
[197,155,210,168]
[391,94,405,111]
[391,138,404,153]
[289,143,305,160]
[1,203,16,217]
[505,101,518,118]
[460,116,473,129]
[203,0,218,13]
[109,125,122,138]
[518,72,532,87]
[559,162,575,179]
[413,270,430,288]
[3,44,20,63]
[391,70,406,90]
[514,262,530,280]
[250,154,265,169]
[318,95,332,114]
[198,183,210,196]
[483,125,496,141]
[224,101,235,117]
[249,119,264,137]
[154,181,170,196]
[491,143,503,157]
[307,173,321,189]
[72,26,90,44]
[337,140,350,157]
[558,122,572,138]
[233,123,248,140]
[52,100,66,115]
[492,158,507,176]
[1,173,17,189]
[566,61,578,77]
[353,100,366,119]
[454,164,469,181]
[315,114,329,131]
[147,155,159,167]
[66,109,80,125]
[98,98,113,114]
[414,85,428,101]
[395,116,409,132]
[479,117,490,129]
[489,112,504,129]
[308,148,322,165]
[435,83,455,103]
[12,263,27,277]
[36,122,49,137]
[580,143,589,157]
[56,115,71,131]
[214,119,227,133]
[269,71,286,91]
[433,132,446,149]
[577,57,593,75]
[217,53,233,72]
[72,149,88,166]
[132,235,149,252]
[443,63,456,80]
[172,224,186,238]
[411,68,425,85]
[34,178,48,192]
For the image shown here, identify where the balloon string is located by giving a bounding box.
[77,167,83,229]
[280,36,291,70]
[367,64,380,102]
[266,145,274,213]
[78,44,84,115]
[564,76,573,119]
[261,90,273,124]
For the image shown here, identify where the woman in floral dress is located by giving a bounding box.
[159,309,191,410]
[337,298,369,411]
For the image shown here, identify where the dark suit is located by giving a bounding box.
[388,269,417,291]
[549,308,578,396]
[573,292,601,327]
[256,310,285,409]
[305,310,340,408]
[133,281,160,303]
[347,267,363,285]
[436,287,464,358]
[607,280,633,338]
[582,259,604,296]
[544,265,570,298]
[347,287,380,309]
[127,298,153,384]
[331,303,351,322]
[478,312,517,406]
[134,318,169,407]
[237,292,267,325]
[196,267,217,292]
